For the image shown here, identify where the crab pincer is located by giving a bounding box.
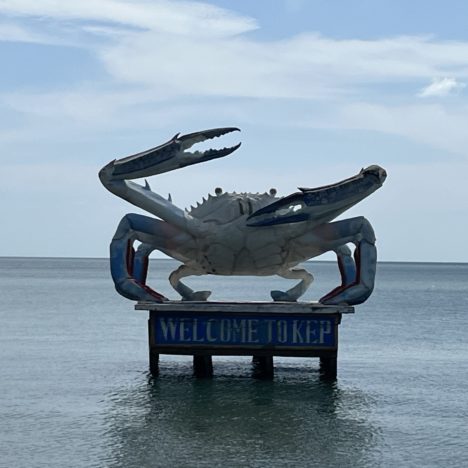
[104,127,241,181]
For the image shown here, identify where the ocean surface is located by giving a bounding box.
[0,258,467,468]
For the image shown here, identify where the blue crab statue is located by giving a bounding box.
[99,127,386,305]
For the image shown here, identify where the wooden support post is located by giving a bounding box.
[193,355,213,378]
[149,349,159,377]
[252,355,274,379]
[319,356,337,380]
[148,317,159,377]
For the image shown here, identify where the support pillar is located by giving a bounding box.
[319,356,337,380]
[193,355,213,378]
[252,355,274,379]
[149,349,159,377]
[148,317,159,377]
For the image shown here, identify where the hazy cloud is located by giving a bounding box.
[418,77,466,97]
[0,0,258,38]
[96,32,468,102]
[318,102,468,156]
[2,1,468,99]
[0,21,55,43]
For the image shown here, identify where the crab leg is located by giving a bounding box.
[133,242,154,284]
[320,240,376,305]
[169,264,212,301]
[110,213,194,302]
[271,268,314,302]
[314,217,377,305]
[335,244,357,287]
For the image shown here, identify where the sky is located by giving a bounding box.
[1,0,467,262]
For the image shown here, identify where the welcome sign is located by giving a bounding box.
[152,313,337,348]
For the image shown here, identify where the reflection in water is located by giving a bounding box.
[101,360,381,467]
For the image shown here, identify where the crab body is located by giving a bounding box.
[100,128,386,304]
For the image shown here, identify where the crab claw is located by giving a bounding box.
[247,165,387,227]
[247,191,309,227]
[108,127,241,180]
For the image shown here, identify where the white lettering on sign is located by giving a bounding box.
[206,319,217,342]
[220,319,232,342]
[231,319,246,343]
[159,317,177,341]
[265,320,274,342]
[247,319,259,343]
[192,318,204,342]
[292,320,304,344]
[277,320,288,343]
[156,316,335,346]
[306,320,318,344]
[320,320,332,343]
[179,318,191,342]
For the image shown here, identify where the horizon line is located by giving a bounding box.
[1,256,467,266]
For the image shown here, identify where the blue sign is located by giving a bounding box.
[153,314,336,348]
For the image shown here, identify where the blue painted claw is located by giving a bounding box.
[108,127,241,180]
[247,191,310,227]
[247,165,387,227]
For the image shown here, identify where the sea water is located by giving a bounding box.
[0,258,467,467]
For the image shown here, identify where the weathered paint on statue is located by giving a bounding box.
[99,128,386,305]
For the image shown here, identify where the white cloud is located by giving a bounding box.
[0,21,55,43]
[2,89,143,123]
[418,77,466,97]
[96,32,468,101]
[0,0,257,38]
[2,1,468,98]
[3,1,468,159]
[301,101,468,156]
